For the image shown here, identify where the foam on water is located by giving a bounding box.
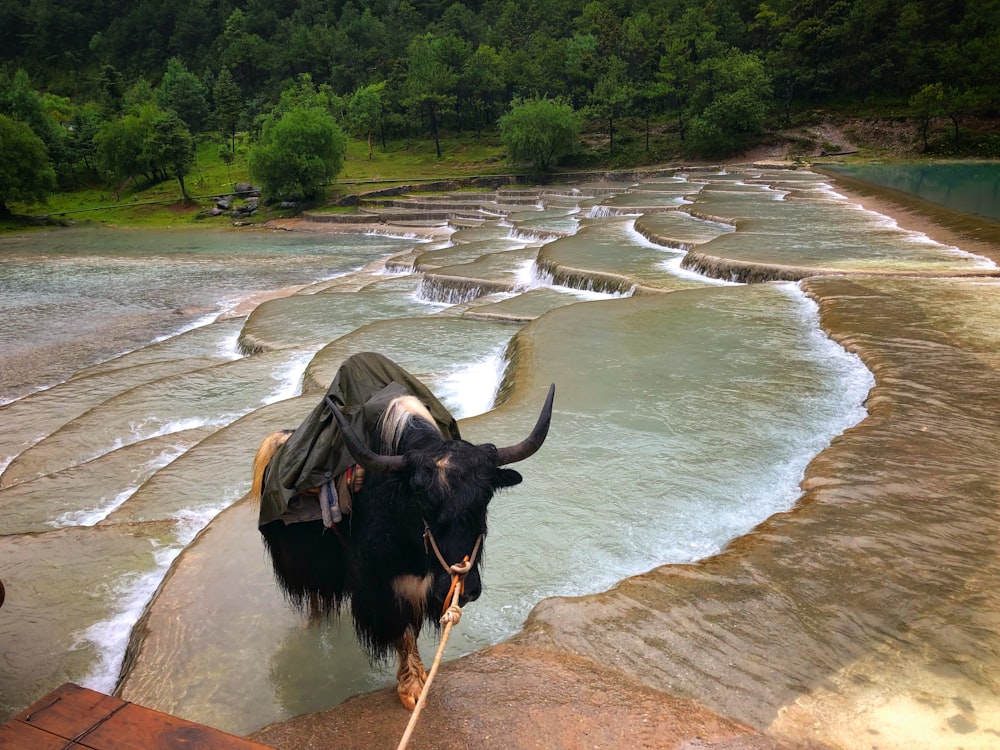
[151,309,224,343]
[74,493,238,696]
[408,286,453,309]
[51,443,192,527]
[780,281,876,423]
[364,228,442,241]
[551,283,629,301]
[75,565,178,696]
[216,326,245,360]
[520,253,630,299]
[135,416,224,441]
[588,205,640,219]
[514,258,550,290]
[659,254,743,285]
[820,184,999,268]
[432,346,507,419]
[623,219,741,286]
[81,415,231,466]
[262,348,318,404]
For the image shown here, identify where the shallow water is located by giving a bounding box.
[825,161,1000,222]
[517,274,1000,750]
[2,167,993,734]
[0,229,416,400]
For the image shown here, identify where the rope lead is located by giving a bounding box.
[395,569,465,750]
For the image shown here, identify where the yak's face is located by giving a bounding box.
[407,440,522,610]
[329,383,553,618]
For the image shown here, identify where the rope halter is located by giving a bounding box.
[422,519,483,626]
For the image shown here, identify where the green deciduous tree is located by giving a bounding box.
[151,109,197,201]
[348,82,385,159]
[0,69,67,175]
[94,104,195,200]
[687,50,772,157]
[248,105,346,200]
[94,108,151,193]
[122,78,157,112]
[275,73,341,117]
[910,82,945,152]
[499,96,580,171]
[0,114,56,213]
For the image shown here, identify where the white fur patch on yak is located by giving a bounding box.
[378,395,441,453]
[392,573,432,615]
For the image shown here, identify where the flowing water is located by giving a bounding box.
[0,167,996,735]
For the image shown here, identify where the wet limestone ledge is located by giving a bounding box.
[632,213,708,252]
[681,248,1000,284]
[249,644,807,750]
[512,275,1000,750]
[681,250,837,283]
[534,254,662,296]
[418,274,516,305]
[249,275,1000,750]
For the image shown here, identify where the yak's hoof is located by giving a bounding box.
[397,676,425,711]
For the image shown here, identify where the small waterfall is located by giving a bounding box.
[587,206,617,219]
[417,276,513,304]
[508,227,565,243]
[383,258,416,274]
[513,258,553,289]
[630,219,695,252]
[534,257,637,296]
[433,345,507,418]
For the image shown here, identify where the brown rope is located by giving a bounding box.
[395,570,464,750]
[395,522,482,749]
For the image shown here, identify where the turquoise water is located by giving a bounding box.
[826,161,1000,222]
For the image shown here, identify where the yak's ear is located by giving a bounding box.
[495,468,523,488]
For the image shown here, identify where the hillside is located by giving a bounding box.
[2,0,999,223]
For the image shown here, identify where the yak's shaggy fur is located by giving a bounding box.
[250,354,553,709]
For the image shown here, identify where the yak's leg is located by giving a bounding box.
[394,627,428,710]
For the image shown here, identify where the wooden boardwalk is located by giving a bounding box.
[0,683,274,749]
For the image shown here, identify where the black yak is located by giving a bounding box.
[250,352,554,709]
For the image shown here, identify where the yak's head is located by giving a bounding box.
[330,384,555,614]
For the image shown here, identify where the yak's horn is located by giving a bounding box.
[495,384,555,466]
[326,397,405,473]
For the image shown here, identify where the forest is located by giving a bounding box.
[1,0,998,210]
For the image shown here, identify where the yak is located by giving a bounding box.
[250,352,554,709]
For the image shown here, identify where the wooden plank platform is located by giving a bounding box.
[0,683,274,749]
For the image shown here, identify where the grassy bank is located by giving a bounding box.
[1,133,515,232]
[5,111,993,233]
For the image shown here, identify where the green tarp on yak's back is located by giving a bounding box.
[258,352,460,527]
